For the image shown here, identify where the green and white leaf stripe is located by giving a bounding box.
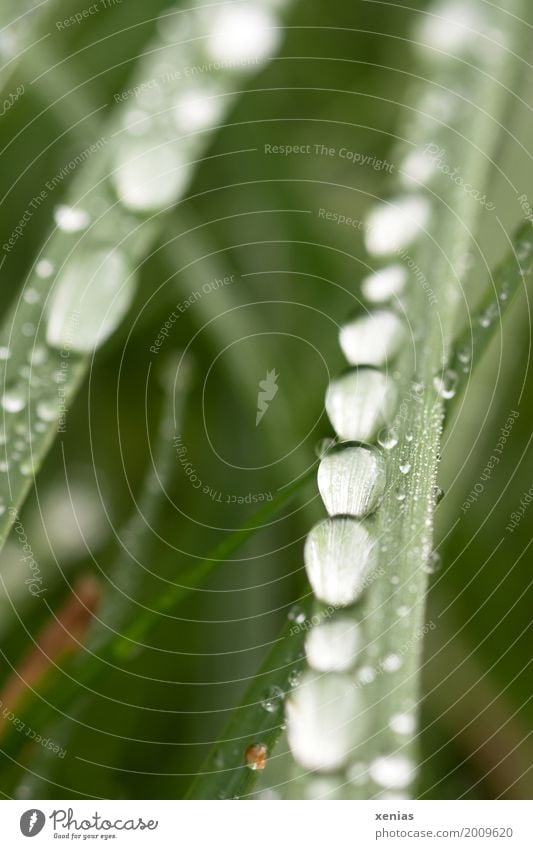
[283,0,528,799]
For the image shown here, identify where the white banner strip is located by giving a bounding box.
[1,800,533,848]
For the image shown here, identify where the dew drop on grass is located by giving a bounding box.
[53,205,90,233]
[286,671,364,772]
[304,517,378,607]
[399,461,411,475]
[173,85,223,133]
[288,604,306,625]
[288,669,302,688]
[1,384,26,413]
[35,259,55,279]
[36,397,61,422]
[0,347,11,360]
[378,426,399,450]
[365,195,431,256]
[417,1,483,56]
[399,147,437,187]
[369,754,416,790]
[261,685,284,713]
[317,442,386,517]
[339,310,405,366]
[433,484,445,504]
[357,664,376,685]
[112,138,188,213]
[305,618,363,672]
[381,652,403,673]
[389,712,416,736]
[423,550,442,574]
[433,368,458,399]
[207,4,280,65]
[46,247,135,353]
[326,368,398,443]
[361,264,407,304]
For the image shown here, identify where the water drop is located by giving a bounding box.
[35,259,54,279]
[244,742,268,771]
[261,685,284,713]
[207,5,280,66]
[173,85,223,133]
[365,195,431,257]
[304,517,378,607]
[286,671,364,772]
[53,205,90,233]
[2,384,26,413]
[361,264,407,303]
[433,368,458,399]
[369,754,416,790]
[23,288,40,305]
[417,2,483,55]
[317,442,386,518]
[433,484,444,504]
[381,653,403,673]
[377,426,399,450]
[288,669,302,688]
[326,368,398,443]
[399,461,411,475]
[288,604,306,625]
[112,138,188,213]
[400,147,437,187]
[339,310,405,367]
[357,664,376,685]
[457,344,471,364]
[0,347,11,360]
[423,550,442,574]
[46,247,135,353]
[389,712,416,736]
[36,397,60,422]
[305,618,363,673]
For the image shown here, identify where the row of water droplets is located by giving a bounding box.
[0,0,290,541]
[279,0,493,796]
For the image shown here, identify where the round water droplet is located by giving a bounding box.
[0,347,11,360]
[112,137,188,213]
[317,442,386,518]
[457,344,472,365]
[423,550,442,574]
[361,264,407,303]
[357,664,376,685]
[288,669,302,688]
[173,84,223,133]
[326,368,398,443]
[261,685,284,713]
[381,653,403,673]
[369,754,416,790]
[305,618,363,672]
[35,259,55,279]
[389,712,415,736]
[365,195,431,257]
[433,368,458,399]
[416,2,484,56]
[304,517,378,607]
[400,147,437,188]
[244,742,268,771]
[2,384,26,413]
[433,484,444,504]
[36,397,61,422]
[377,426,399,450]
[46,247,136,353]
[286,671,365,772]
[339,309,405,367]
[288,604,306,625]
[399,461,411,475]
[207,5,280,65]
[53,205,90,233]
